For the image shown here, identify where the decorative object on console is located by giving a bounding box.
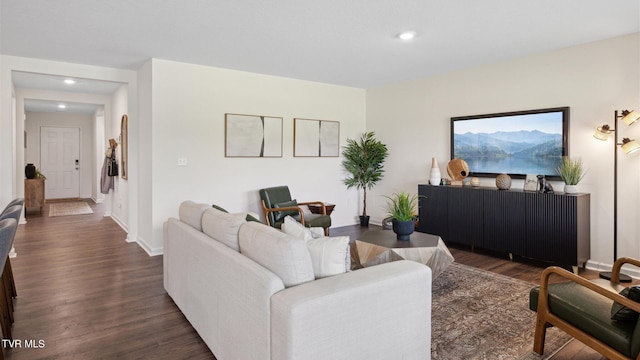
[593,109,640,282]
[537,175,554,193]
[556,156,586,194]
[524,174,538,191]
[341,132,389,227]
[446,158,469,186]
[429,157,442,186]
[470,177,480,187]
[384,192,421,240]
[495,173,512,190]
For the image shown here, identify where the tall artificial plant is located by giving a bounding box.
[341,131,389,218]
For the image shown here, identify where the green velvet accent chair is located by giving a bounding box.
[259,186,331,236]
[530,257,640,360]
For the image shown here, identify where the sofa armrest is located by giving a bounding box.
[271,260,431,360]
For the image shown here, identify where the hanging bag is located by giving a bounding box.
[108,148,119,176]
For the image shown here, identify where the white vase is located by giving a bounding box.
[429,157,441,186]
[564,184,578,194]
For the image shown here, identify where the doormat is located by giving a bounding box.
[431,262,572,359]
[48,202,94,217]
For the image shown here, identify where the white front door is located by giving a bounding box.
[40,127,80,199]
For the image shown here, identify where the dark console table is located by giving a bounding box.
[417,184,590,272]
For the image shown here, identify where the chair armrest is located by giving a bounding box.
[298,201,326,215]
[538,266,640,315]
[262,205,305,225]
[611,257,640,283]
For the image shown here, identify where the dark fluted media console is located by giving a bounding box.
[417,184,590,271]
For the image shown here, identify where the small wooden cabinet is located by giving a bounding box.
[24,179,45,214]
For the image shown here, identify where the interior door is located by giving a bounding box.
[40,127,80,199]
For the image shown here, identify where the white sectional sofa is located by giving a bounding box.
[164,201,432,360]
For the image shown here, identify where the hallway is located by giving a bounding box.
[5,201,213,359]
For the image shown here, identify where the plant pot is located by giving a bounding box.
[359,215,370,227]
[392,219,414,241]
[564,184,578,194]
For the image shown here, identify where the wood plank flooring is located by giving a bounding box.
[3,202,609,359]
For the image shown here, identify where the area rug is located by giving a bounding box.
[48,201,94,217]
[431,262,572,360]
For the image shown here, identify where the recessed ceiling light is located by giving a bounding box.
[57,104,67,109]
[397,31,417,40]
[64,79,76,85]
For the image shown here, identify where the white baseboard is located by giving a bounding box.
[586,260,640,279]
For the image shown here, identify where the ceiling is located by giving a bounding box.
[2,1,639,110]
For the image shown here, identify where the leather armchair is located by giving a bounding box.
[530,257,640,360]
[259,186,331,236]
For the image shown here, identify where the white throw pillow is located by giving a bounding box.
[281,216,313,240]
[239,222,315,287]
[201,208,246,251]
[305,236,351,278]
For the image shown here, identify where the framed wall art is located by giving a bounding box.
[225,113,283,157]
[451,107,569,180]
[293,118,340,157]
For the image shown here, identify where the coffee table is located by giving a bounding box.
[353,230,454,278]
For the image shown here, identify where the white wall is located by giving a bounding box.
[140,59,366,254]
[366,33,640,270]
[109,84,129,232]
[24,111,94,198]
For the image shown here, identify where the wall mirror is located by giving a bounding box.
[121,114,128,179]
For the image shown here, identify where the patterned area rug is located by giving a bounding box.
[49,202,94,217]
[432,262,572,360]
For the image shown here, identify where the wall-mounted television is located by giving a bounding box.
[451,107,569,180]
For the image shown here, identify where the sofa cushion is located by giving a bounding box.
[306,236,351,278]
[273,200,299,222]
[611,286,640,321]
[202,208,246,251]
[239,222,314,287]
[179,201,211,231]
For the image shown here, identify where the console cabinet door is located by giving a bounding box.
[483,190,526,255]
[525,193,590,266]
[418,185,448,239]
[447,187,483,247]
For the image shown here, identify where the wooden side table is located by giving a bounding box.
[24,179,45,215]
[307,203,335,215]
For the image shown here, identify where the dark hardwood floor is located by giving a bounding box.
[3,201,608,359]
[6,201,213,359]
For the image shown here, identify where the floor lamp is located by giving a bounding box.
[594,110,640,282]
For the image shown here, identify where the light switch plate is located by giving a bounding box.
[177,158,188,166]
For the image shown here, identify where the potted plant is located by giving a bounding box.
[342,131,389,226]
[384,192,421,240]
[556,156,586,194]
